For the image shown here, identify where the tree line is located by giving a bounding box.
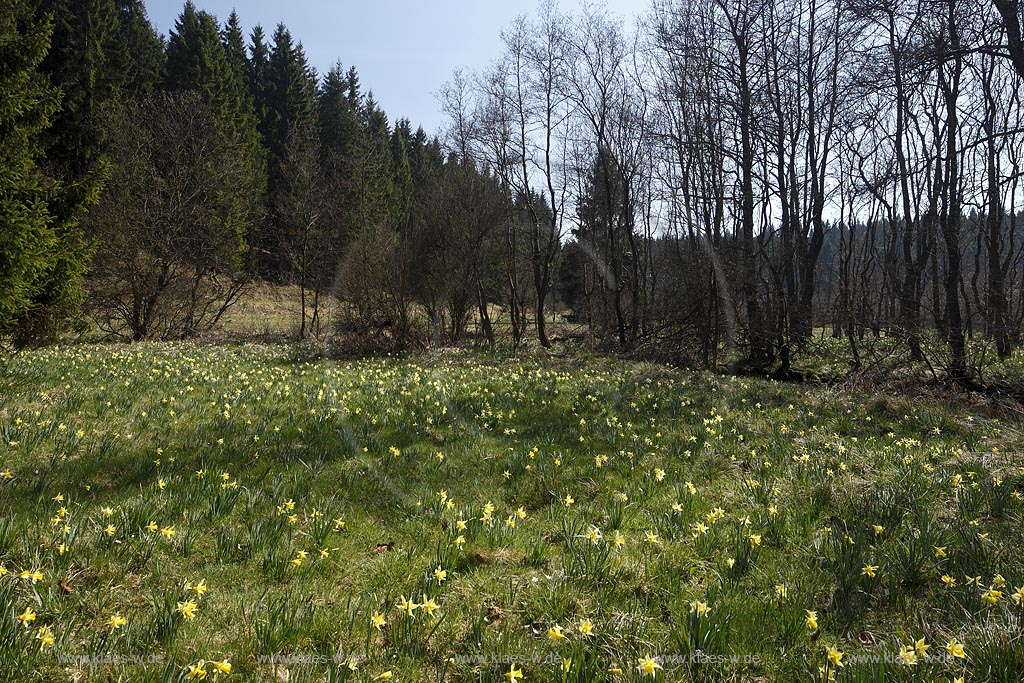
[4,0,1024,380]
[1,0,507,349]
[441,0,1024,379]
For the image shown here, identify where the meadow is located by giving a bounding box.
[0,343,1022,682]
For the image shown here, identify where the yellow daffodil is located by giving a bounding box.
[186,661,208,680]
[398,595,419,617]
[177,600,199,620]
[36,625,55,646]
[637,655,661,677]
[805,610,818,630]
[420,595,440,617]
[944,638,966,659]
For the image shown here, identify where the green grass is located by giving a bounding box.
[0,343,1022,682]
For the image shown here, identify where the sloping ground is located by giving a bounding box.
[0,344,1021,682]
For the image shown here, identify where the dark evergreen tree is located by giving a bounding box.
[362,95,395,229]
[35,0,120,178]
[317,63,360,179]
[247,24,270,140]
[390,121,414,227]
[110,0,163,95]
[221,10,247,84]
[0,2,97,343]
[164,3,233,111]
[263,23,318,279]
[317,63,363,242]
[163,2,263,271]
[345,65,360,107]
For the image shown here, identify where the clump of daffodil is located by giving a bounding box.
[177,600,199,621]
[981,587,1003,605]
[20,569,43,583]
[186,660,208,680]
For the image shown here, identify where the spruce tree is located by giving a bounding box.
[248,25,271,144]
[163,2,262,272]
[164,2,233,113]
[262,23,318,279]
[362,96,395,229]
[0,2,97,343]
[317,63,365,259]
[265,23,317,169]
[110,0,163,95]
[390,122,414,228]
[35,0,120,178]
[222,11,247,82]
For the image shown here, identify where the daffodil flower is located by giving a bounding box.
[637,655,661,677]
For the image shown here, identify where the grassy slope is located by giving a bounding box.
[0,344,1022,682]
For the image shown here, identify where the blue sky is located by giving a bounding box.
[144,0,643,135]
